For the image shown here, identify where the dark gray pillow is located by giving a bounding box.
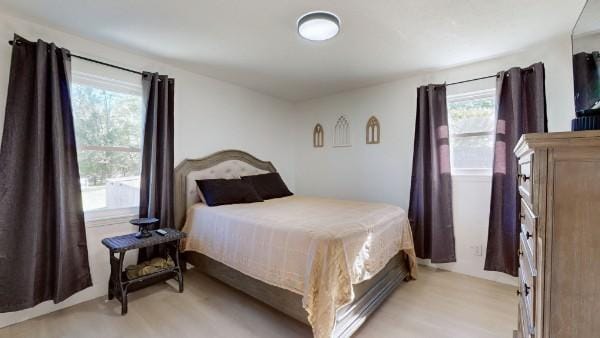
[241,173,293,200]
[196,179,263,206]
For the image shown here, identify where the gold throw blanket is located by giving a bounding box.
[182,196,417,337]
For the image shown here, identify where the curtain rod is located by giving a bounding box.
[8,39,144,76]
[445,74,498,87]
[445,67,535,87]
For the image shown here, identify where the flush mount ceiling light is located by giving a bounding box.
[297,11,340,41]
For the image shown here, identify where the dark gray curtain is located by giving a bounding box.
[138,72,174,262]
[0,35,91,312]
[408,84,456,263]
[485,63,547,276]
[573,51,600,112]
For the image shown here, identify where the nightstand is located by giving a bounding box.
[101,228,186,315]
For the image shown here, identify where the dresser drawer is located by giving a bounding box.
[519,297,534,338]
[520,199,537,256]
[518,155,533,208]
[517,306,525,338]
[519,232,537,277]
[518,268,535,338]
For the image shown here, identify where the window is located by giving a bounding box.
[71,70,143,220]
[447,89,496,176]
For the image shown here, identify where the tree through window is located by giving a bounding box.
[71,72,143,218]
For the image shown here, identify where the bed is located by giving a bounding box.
[174,150,417,338]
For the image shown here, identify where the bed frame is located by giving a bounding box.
[174,150,411,338]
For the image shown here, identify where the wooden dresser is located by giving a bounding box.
[514,131,600,338]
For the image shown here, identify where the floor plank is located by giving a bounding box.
[0,266,517,338]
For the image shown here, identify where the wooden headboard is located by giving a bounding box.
[173,149,277,229]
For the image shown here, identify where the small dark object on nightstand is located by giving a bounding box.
[129,217,159,239]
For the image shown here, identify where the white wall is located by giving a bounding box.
[293,34,575,284]
[0,12,295,328]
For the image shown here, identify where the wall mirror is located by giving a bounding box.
[366,116,380,144]
[572,0,600,129]
[313,123,324,147]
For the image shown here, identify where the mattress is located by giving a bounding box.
[181,195,416,338]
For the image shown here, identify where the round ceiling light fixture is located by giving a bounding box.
[297,11,340,41]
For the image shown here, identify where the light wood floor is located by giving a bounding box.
[0,266,517,338]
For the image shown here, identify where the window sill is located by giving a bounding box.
[451,168,492,177]
[451,173,492,182]
[85,213,138,228]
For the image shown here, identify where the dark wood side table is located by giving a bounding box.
[101,228,186,315]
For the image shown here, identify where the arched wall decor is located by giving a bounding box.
[313,123,324,148]
[366,116,381,144]
[333,115,351,147]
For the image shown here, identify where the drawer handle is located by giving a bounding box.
[526,231,533,240]
[524,283,530,297]
[518,250,523,256]
[516,289,521,296]
[518,173,530,182]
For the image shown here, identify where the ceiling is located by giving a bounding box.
[0,0,586,101]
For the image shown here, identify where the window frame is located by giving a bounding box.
[447,88,496,177]
[71,71,144,223]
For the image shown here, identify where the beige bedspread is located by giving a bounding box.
[181,195,416,338]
